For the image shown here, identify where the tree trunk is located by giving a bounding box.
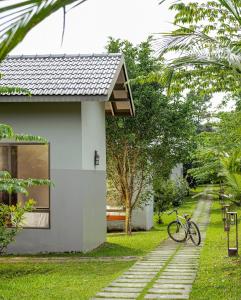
[125,201,132,235]
[158,212,163,224]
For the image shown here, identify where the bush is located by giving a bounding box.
[0,199,35,254]
[172,177,189,207]
[154,177,189,223]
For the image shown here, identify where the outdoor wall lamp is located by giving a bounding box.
[221,204,230,231]
[227,212,238,257]
[94,150,100,166]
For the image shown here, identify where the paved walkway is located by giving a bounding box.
[92,195,211,300]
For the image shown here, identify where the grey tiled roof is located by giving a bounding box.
[0,54,123,96]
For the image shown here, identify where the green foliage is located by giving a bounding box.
[0,1,86,61]
[154,178,175,223]
[0,199,35,254]
[106,38,208,233]
[153,177,189,223]
[0,170,51,197]
[190,199,241,300]
[158,0,241,95]
[220,151,241,205]
[0,170,51,253]
[189,111,241,184]
[0,123,47,143]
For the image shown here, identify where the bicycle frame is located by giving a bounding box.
[170,210,191,237]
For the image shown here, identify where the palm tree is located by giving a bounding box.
[0,0,88,61]
[157,0,241,92]
[0,0,87,95]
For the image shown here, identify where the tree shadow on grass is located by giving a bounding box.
[86,242,142,257]
[0,264,54,279]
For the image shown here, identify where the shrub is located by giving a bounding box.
[0,199,35,254]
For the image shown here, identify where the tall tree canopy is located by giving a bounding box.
[189,111,241,183]
[106,38,209,233]
[157,0,241,95]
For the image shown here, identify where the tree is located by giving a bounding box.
[0,1,87,61]
[106,38,209,234]
[157,0,241,95]
[154,178,175,224]
[0,171,50,254]
[189,111,241,184]
[0,0,88,95]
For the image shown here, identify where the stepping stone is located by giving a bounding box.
[92,298,135,300]
[145,294,189,299]
[104,287,142,293]
[130,268,160,272]
[131,266,161,269]
[121,275,154,279]
[96,292,139,299]
[110,282,147,288]
[153,284,192,290]
[160,275,195,279]
[124,272,157,275]
[117,278,150,283]
[149,288,190,294]
[167,267,197,270]
[158,278,195,283]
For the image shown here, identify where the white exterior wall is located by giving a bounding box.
[0,101,106,253]
[170,163,183,182]
[132,202,153,230]
[107,199,154,231]
[81,102,106,171]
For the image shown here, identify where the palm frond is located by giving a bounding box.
[0,0,88,60]
[219,0,241,26]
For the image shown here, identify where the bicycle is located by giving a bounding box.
[167,209,201,246]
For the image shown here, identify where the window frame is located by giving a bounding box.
[0,142,51,230]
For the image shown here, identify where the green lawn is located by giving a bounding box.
[0,261,133,300]
[190,197,241,300]
[92,195,198,257]
[0,194,198,300]
[4,194,198,259]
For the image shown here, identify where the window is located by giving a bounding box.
[0,143,50,228]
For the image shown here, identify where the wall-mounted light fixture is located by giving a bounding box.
[94,150,100,166]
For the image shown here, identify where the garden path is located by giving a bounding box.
[92,192,212,300]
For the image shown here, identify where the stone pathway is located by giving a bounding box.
[92,195,211,300]
[0,256,138,263]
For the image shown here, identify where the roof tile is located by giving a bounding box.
[0,54,122,96]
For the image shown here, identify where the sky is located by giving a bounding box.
[11,0,232,110]
[12,0,174,55]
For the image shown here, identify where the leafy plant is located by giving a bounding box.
[0,170,51,254]
[0,1,87,62]
[0,199,35,254]
[106,38,206,234]
[154,177,189,223]
[154,178,175,224]
[156,0,241,95]
[0,123,50,254]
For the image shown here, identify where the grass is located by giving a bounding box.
[3,194,198,259]
[190,194,241,300]
[0,194,198,300]
[0,261,133,300]
[94,195,198,257]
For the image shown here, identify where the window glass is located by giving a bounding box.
[0,144,50,228]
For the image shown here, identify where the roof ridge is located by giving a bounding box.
[6,53,123,59]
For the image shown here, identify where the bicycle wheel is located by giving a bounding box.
[167,220,187,242]
[188,221,201,246]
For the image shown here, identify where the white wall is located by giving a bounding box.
[170,163,183,182]
[0,101,107,253]
[81,102,106,171]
